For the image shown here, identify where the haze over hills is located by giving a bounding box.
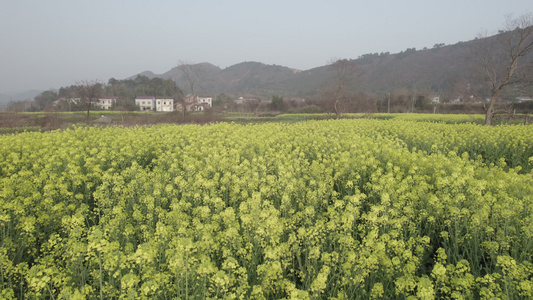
[4,28,529,107]
[0,40,469,106]
[0,90,44,107]
[127,39,474,100]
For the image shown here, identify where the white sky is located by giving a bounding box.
[1,0,531,93]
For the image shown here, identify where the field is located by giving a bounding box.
[1,117,533,299]
[0,111,222,132]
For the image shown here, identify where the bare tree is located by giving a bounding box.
[328,58,359,119]
[75,80,103,119]
[177,61,205,112]
[471,13,533,125]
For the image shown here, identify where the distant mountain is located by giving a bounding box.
[127,45,471,99]
[126,30,522,100]
[130,61,319,98]
[136,71,158,79]
[268,42,475,98]
[158,61,299,96]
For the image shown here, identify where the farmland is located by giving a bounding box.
[1,118,532,299]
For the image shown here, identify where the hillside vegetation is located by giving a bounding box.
[141,42,473,99]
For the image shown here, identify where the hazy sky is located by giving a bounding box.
[1,0,532,93]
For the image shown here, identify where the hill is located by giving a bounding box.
[152,62,299,97]
[129,43,471,100]
[127,29,530,101]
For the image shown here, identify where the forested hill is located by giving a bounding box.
[131,39,474,99]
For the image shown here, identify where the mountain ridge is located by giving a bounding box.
[126,41,474,99]
[123,28,532,100]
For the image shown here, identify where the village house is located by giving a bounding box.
[135,96,155,111]
[177,95,213,112]
[97,97,117,110]
[179,94,196,112]
[196,96,213,108]
[155,98,174,112]
[135,96,175,112]
[52,97,81,107]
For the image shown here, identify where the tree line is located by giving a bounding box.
[6,76,183,113]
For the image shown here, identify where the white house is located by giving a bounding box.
[52,97,81,107]
[97,97,117,110]
[136,96,176,112]
[431,96,440,104]
[135,96,155,111]
[197,96,213,108]
[155,98,174,112]
[178,95,213,111]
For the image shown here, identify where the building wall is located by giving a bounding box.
[98,98,117,110]
[155,98,174,112]
[197,97,213,107]
[135,97,155,111]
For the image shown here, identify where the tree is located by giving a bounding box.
[328,59,359,119]
[7,100,33,112]
[213,93,233,111]
[34,90,59,111]
[177,61,205,113]
[470,13,533,125]
[75,80,103,119]
[162,78,182,98]
[177,61,205,96]
[271,95,284,111]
